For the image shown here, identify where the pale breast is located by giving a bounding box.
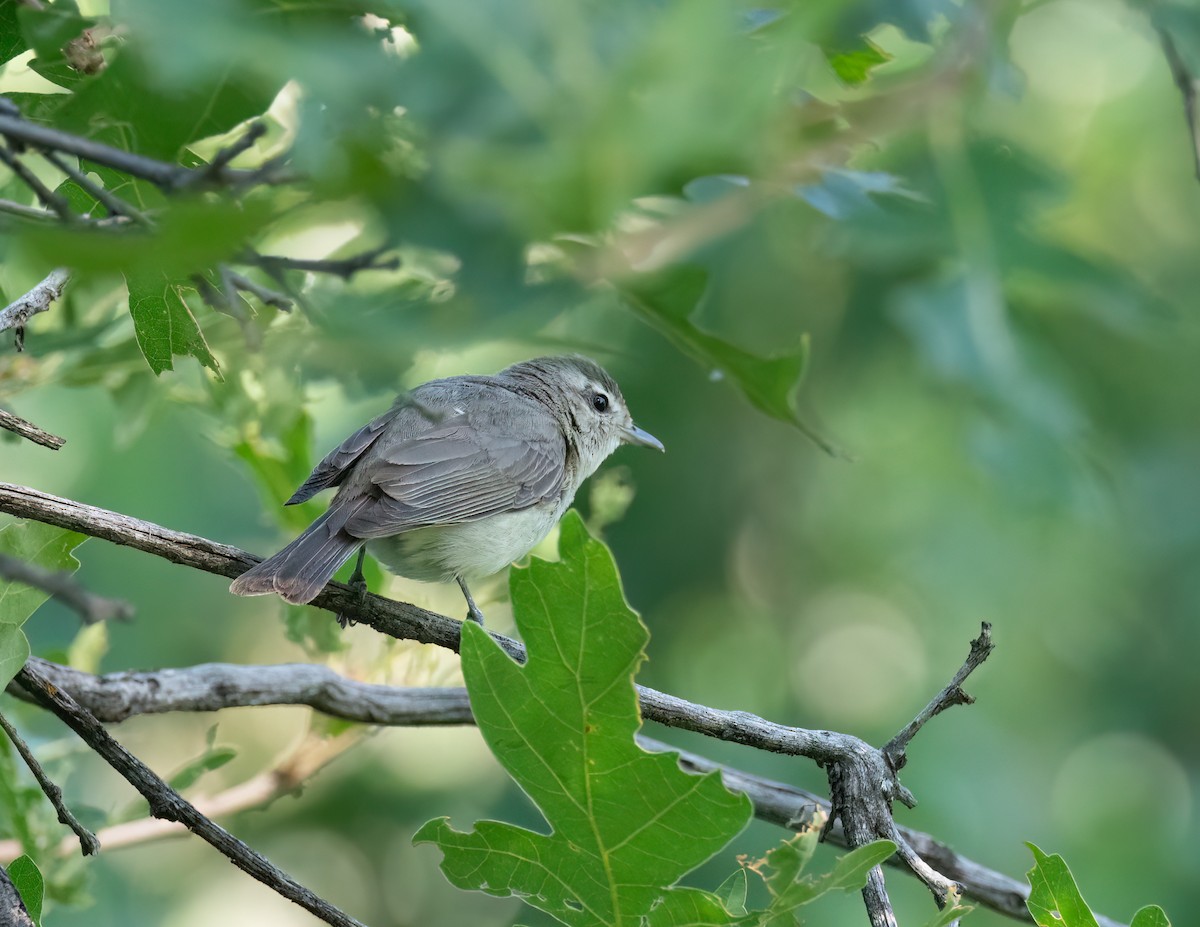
[367,503,564,583]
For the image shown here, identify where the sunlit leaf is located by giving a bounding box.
[125,271,219,376]
[1130,905,1172,927]
[416,512,752,925]
[8,855,43,926]
[1025,844,1100,927]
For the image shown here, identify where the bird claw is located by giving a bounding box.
[336,549,369,629]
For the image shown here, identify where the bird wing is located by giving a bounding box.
[340,420,566,540]
[285,406,402,505]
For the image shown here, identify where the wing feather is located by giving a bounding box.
[342,424,565,540]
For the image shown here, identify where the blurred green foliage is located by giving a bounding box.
[0,0,1198,925]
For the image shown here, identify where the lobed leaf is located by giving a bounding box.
[416,512,752,925]
[0,523,87,689]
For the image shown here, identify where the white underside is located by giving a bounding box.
[367,505,562,583]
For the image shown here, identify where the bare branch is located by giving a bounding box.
[0,484,1124,927]
[0,145,73,220]
[0,268,70,351]
[0,553,134,624]
[0,111,289,192]
[224,269,293,312]
[0,409,64,450]
[3,656,1127,926]
[13,661,366,927]
[0,198,56,222]
[883,622,994,772]
[245,246,401,280]
[175,121,269,191]
[39,149,152,226]
[0,710,99,855]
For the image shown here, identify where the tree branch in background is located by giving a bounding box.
[0,110,290,192]
[0,484,998,924]
[884,623,993,772]
[0,268,70,351]
[245,246,401,280]
[0,409,64,450]
[0,729,360,861]
[39,149,152,226]
[0,553,134,624]
[1,656,1125,927]
[0,710,99,856]
[1159,29,1200,181]
[0,144,73,220]
[13,661,367,927]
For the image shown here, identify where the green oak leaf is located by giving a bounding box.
[125,271,219,376]
[415,511,752,926]
[0,522,87,689]
[619,267,839,456]
[8,854,43,926]
[1025,844,1100,927]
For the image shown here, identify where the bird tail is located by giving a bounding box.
[230,505,362,605]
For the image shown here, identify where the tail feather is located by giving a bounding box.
[231,508,362,605]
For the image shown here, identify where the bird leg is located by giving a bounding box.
[456,575,485,626]
[336,547,369,629]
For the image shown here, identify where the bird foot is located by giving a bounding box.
[336,549,369,629]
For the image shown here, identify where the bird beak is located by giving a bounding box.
[621,423,664,452]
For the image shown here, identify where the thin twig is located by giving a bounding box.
[0,730,359,862]
[0,409,64,450]
[175,121,268,191]
[39,149,152,225]
[0,198,56,222]
[0,553,134,624]
[225,269,293,312]
[0,484,1115,927]
[14,662,366,927]
[0,145,73,220]
[883,623,994,772]
[0,112,287,192]
[2,656,1124,926]
[1159,29,1200,181]
[0,268,70,351]
[0,710,99,855]
[245,246,401,280]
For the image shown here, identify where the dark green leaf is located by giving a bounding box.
[619,267,839,455]
[1025,844,1100,927]
[0,0,28,67]
[8,854,43,926]
[415,512,752,925]
[125,271,219,376]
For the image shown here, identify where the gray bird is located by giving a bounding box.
[230,355,663,624]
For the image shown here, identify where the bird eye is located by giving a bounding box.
[591,393,609,412]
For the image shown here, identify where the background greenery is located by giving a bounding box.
[1,0,1197,924]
